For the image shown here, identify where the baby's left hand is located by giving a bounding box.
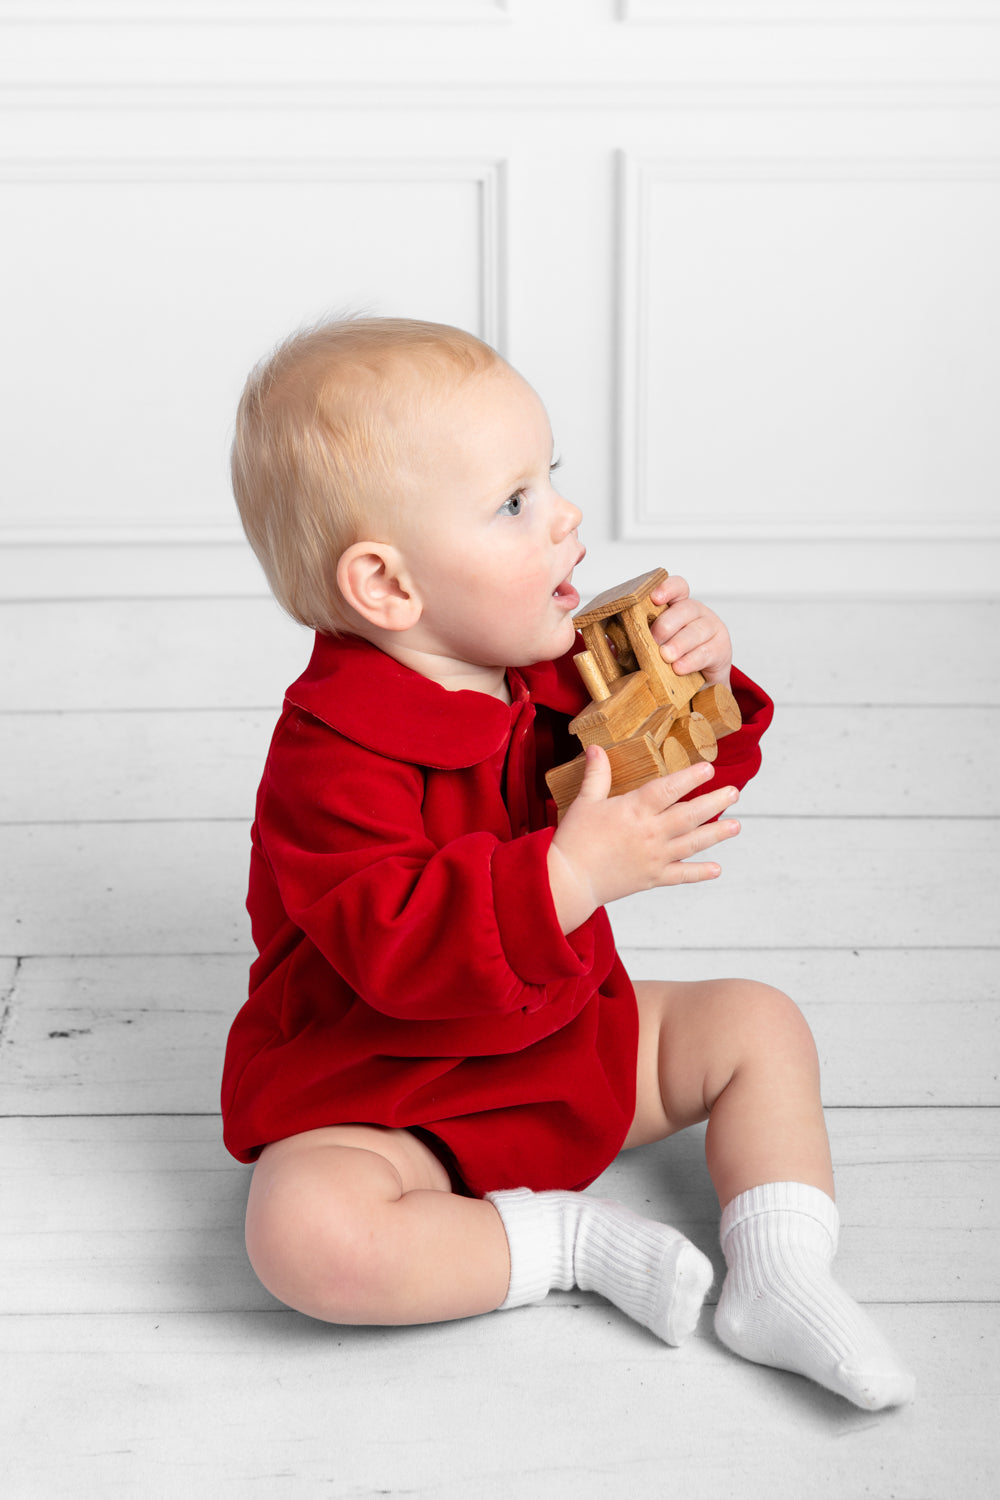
[648,574,732,686]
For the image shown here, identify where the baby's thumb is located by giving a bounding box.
[575,744,612,805]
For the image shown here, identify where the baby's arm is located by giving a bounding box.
[546,755,741,936]
[256,711,618,1025]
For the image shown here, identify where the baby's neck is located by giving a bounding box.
[380,639,511,703]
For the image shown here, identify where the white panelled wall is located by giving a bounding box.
[2,1,998,600]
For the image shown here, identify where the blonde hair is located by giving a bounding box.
[231,316,504,635]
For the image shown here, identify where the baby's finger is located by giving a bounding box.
[670,635,730,679]
[664,858,724,885]
[649,784,741,852]
[676,785,741,830]
[649,596,698,643]
[654,820,740,888]
[657,615,716,666]
[638,759,716,809]
[648,574,690,609]
[671,815,741,862]
[573,743,612,807]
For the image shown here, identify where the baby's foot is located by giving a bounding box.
[575,1197,714,1345]
[714,1182,915,1411]
[488,1188,713,1346]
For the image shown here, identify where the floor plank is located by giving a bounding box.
[0,709,273,825]
[613,816,1000,951]
[2,951,996,1114]
[4,598,312,713]
[2,816,995,956]
[0,821,251,956]
[5,597,999,710]
[6,704,999,823]
[622,947,1000,1108]
[1,1305,995,1499]
[1,1112,995,1316]
[0,954,240,1116]
[754,705,1000,816]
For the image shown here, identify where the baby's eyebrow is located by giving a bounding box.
[494,443,560,498]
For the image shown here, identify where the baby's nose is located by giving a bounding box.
[553,494,583,537]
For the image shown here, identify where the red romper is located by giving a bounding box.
[221,633,773,1197]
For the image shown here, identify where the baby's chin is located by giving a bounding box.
[508,622,579,669]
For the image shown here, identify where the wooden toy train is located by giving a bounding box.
[545,567,742,818]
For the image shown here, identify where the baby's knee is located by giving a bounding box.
[727,979,819,1070]
[244,1145,391,1322]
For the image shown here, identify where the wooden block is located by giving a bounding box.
[545,735,667,815]
[544,752,587,810]
[573,650,610,702]
[666,712,718,764]
[638,703,678,749]
[552,569,727,812]
[569,672,659,749]
[573,568,668,628]
[604,618,637,673]
[657,735,691,774]
[605,734,667,797]
[574,567,703,712]
[690,681,742,738]
[619,601,705,711]
[579,622,622,686]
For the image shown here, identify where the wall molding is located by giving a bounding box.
[3,80,1000,111]
[0,1,511,22]
[0,526,246,546]
[0,152,506,352]
[619,1,1000,21]
[0,153,507,559]
[2,0,994,23]
[617,151,1000,543]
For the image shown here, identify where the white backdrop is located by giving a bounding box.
[2,0,998,599]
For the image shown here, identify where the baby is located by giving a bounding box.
[221,316,914,1410]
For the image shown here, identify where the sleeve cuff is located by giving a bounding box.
[489,828,595,986]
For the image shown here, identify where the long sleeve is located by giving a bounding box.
[249,709,617,1025]
[707,665,774,794]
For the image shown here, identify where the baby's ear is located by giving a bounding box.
[336,542,422,634]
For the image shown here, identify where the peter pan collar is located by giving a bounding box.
[284,632,585,770]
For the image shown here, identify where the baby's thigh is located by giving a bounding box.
[243,1125,454,1316]
[258,1124,452,1192]
[250,1124,453,1213]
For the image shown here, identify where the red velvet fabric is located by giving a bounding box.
[221,633,773,1196]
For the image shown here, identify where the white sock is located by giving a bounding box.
[714,1182,916,1410]
[486,1187,713,1346]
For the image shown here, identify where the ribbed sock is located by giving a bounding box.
[714,1182,916,1410]
[486,1187,713,1346]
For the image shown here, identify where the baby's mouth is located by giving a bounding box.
[553,575,580,609]
[553,548,585,606]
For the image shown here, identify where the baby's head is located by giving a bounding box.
[231,316,505,635]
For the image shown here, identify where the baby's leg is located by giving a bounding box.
[245,1122,712,1345]
[628,978,914,1410]
[244,1124,510,1324]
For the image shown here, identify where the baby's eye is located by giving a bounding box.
[498,491,524,517]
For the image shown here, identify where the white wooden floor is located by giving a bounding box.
[2,593,998,1500]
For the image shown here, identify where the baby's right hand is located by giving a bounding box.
[546,747,741,934]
